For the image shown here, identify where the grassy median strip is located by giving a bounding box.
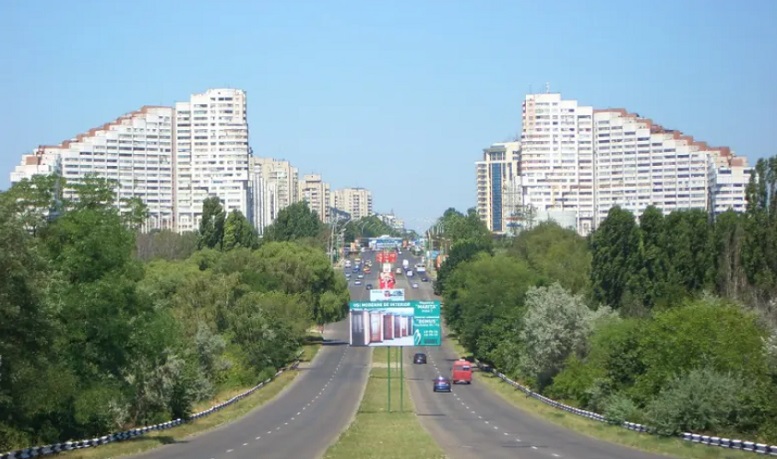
[447,334,754,459]
[59,341,322,459]
[324,349,445,459]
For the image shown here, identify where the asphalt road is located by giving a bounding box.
[395,253,668,459]
[130,262,372,459]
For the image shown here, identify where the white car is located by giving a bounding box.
[406,270,413,277]
[354,280,362,285]
[357,274,364,279]
[412,283,419,289]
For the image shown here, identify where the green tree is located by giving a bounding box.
[443,254,539,360]
[198,197,226,250]
[67,174,118,211]
[135,230,198,261]
[633,206,674,309]
[223,210,258,250]
[590,206,642,311]
[434,239,493,295]
[433,207,491,245]
[263,201,323,243]
[0,197,61,449]
[121,196,149,231]
[509,221,591,294]
[635,297,769,401]
[517,283,616,389]
[0,173,63,236]
[662,209,713,293]
[711,210,748,302]
[742,156,777,309]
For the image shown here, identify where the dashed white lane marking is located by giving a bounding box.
[226,448,233,453]
[255,436,261,440]
[424,352,566,459]
[242,442,248,446]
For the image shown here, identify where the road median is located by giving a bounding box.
[324,348,445,459]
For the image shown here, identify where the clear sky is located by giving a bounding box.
[1,0,775,232]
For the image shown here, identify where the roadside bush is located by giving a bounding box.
[603,393,642,425]
[646,367,744,436]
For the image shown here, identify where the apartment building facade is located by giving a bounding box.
[11,106,176,232]
[248,157,299,233]
[331,187,373,220]
[477,93,752,236]
[10,89,251,233]
[298,173,331,222]
[475,141,521,234]
[174,88,250,232]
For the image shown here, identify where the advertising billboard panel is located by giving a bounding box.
[369,288,405,302]
[349,300,442,347]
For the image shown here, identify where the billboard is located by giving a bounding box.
[349,300,442,347]
[370,288,405,302]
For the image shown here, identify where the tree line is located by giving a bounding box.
[0,175,349,450]
[434,155,777,443]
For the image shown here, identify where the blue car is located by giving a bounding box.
[433,376,451,392]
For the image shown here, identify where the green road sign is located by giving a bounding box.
[349,300,441,347]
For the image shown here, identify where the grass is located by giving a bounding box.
[59,340,323,459]
[446,332,755,459]
[370,346,407,365]
[324,350,445,459]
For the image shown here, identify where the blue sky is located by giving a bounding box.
[1,0,775,232]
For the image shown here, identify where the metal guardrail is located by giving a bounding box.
[478,361,777,456]
[1,354,303,459]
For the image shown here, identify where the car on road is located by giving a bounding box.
[395,267,403,275]
[357,274,364,279]
[421,277,429,282]
[433,376,452,392]
[365,283,373,290]
[413,353,427,364]
[452,359,473,384]
[412,283,419,289]
[354,280,362,285]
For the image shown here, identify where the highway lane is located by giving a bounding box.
[130,264,372,459]
[395,253,668,459]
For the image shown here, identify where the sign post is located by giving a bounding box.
[400,347,404,412]
[387,346,391,412]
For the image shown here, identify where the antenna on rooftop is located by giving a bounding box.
[545,82,551,93]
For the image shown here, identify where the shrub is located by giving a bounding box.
[646,367,743,436]
[603,393,642,425]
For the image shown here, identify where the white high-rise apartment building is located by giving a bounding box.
[521,93,596,234]
[507,92,752,236]
[331,187,373,220]
[174,88,250,232]
[475,142,522,234]
[249,157,300,234]
[298,174,330,222]
[10,89,250,233]
[11,106,176,231]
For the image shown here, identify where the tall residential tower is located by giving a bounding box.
[477,93,752,236]
[10,89,251,233]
